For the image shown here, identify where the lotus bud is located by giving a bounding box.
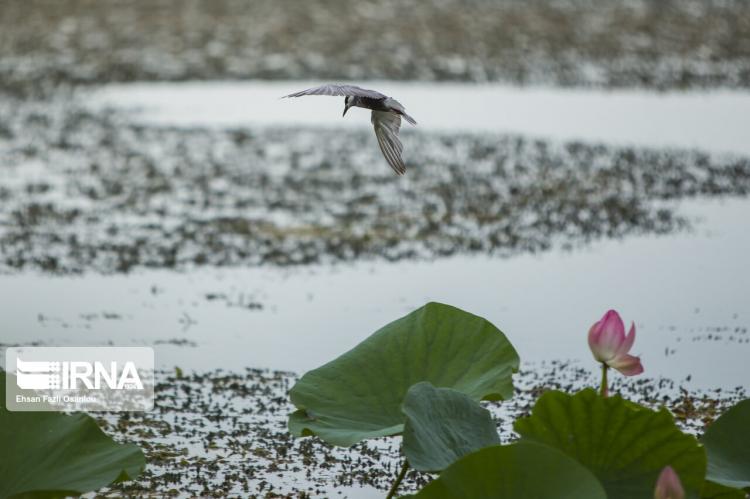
[654,466,685,499]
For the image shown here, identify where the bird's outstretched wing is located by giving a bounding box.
[371,111,406,175]
[283,84,387,99]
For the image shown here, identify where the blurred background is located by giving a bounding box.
[2,0,750,92]
[1,1,749,495]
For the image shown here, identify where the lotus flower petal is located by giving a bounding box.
[588,310,644,376]
[615,322,636,357]
[609,354,644,376]
[588,310,626,362]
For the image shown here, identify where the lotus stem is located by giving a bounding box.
[385,459,409,499]
[600,362,609,397]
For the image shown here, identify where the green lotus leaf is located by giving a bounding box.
[402,382,501,472]
[0,371,145,499]
[702,399,750,490]
[289,302,519,446]
[701,480,747,499]
[404,442,607,499]
[514,388,706,499]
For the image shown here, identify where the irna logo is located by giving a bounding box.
[16,357,144,390]
[6,346,154,412]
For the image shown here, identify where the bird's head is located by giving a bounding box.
[343,96,354,117]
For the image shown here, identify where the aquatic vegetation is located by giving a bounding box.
[1,0,748,497]
[702,399,750,491]
[401,382,500,473]
[288,302,520,447]
[288,303,750,498]
[515,389,705,499]
[405,442,607,499]
[2,0,750,97]
[0,372,145,498]
[3,101,750,274]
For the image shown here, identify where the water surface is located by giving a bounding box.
[93,81,750,155]
[3,198,747,388]
[2,81,749,390]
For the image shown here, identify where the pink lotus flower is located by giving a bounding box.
[588,310,644,376]
[654,466,685,499]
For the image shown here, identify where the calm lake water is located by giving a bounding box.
[92,80,750,155]
[2,196,748,387]
[2,81,749,389]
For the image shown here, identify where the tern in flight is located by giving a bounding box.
[283,84,417,175]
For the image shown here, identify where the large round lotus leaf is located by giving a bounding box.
[701,480,747,499]
[514,388,706,499]
[402,382,501,472]
[288,302,519,446]
[0,371,145,499]
[702,399,750,490]
[405,442,607,499]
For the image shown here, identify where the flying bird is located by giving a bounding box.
[282,84,417,175]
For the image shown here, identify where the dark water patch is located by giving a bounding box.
[1,0,750,97]
[205,292,264,311]
[153,338,198,347]
[2,101,749,274]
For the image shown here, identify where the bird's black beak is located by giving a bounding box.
[342,105,350,117]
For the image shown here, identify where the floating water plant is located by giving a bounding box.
[404,441,607,499]
[702,399,750,495]
[0,371,145,499]
[401,382,500,473]
[288,302,520,447]
[514,389,706,499]
[288,303,750,498]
